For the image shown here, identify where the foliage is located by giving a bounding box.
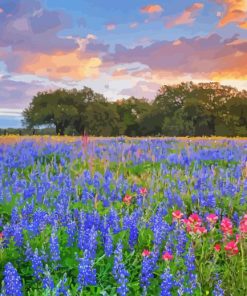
[22,82,247,137]
[0,137,247,295]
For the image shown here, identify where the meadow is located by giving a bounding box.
[0,136,247,296]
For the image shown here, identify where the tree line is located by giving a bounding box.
[23,82,247,136]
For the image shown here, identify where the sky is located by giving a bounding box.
[0,0,247,127]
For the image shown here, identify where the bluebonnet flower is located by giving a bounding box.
[3,262,23,296]
[55,274,70,296]
[30,248,44,280]
[50,230,60,263]
[113,241,129,296]
[42,266,55,290]
[13,224,24,247]
[160,268,174,296]
[206,192,216,208]
[102,228,113,257]
[78,250,97,290]
[175,229,188,256]
[140,252,158,295]
[140,256,153,295]
[123,211,140,250]
[79,224,98,259]
[176,270,186,296]
[184,245,197,294]
[213,274,224,296]
[11,207,19,224]
[232,211,239,226]
[107,208,120,234]
[66,220,77,247]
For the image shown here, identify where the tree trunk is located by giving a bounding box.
[56,124,65,135]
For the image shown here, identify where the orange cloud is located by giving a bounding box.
[166,3,204,28]
[106,23,116,31]
[140,4,163,14]
[112,68,129,77]
[217,0,247,27]
[239,20,247,29]
[19,50,102,80]
[1,37,103,80]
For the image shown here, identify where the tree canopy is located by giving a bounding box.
[23,82,247,136]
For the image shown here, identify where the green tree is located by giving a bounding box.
[23,89,78,135]
[23,87,106,135]
[85,102,120,136]
[115,97,150,136]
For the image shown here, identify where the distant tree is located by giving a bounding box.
[154,81,246,136]
[115,97,150,136]
[224,90,247,136]
[22,82,247,137]
[85,102,120,136]
[138,106,163,136]
[23,89,78,135]
[23,87,106,135]
[70,87,106,134]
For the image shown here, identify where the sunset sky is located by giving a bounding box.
[0,0,247,127]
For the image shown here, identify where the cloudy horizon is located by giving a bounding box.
[0,0,247,127]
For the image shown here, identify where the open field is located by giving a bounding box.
[0,137,247,295]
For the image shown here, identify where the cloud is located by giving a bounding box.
[0,0,105,81]
[85,39,109,53]
[166,2,204,28]
[0,0,78,54]
[0,77,50,109]
[140,4,163,14]
[106,23,116,30]
[112,68,130,77]
[129,22,138,29]
[104,34,247,81]
[119,81,160,99]
[2,50,102,81]
[216,0,247,28]
[239,21,247,29]
[0,34,104,80]
[0,108,23,116]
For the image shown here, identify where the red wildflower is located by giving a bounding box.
[123,194,132,205]
[162,251,173,261]
[188,213,202,226]
[172,210,184,220]
[181,218,192,232]
[221,217,233,236]
[142,249,151,257]
[206,213,218,224]
[0,232,3,240]
[140,187,148,195]
[193,226,207,235]
[239,215,247,233]
[214,244,221,252]
[224,241,239,256]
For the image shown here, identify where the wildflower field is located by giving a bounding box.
[0,136,247,296]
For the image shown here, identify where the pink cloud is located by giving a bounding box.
[166,2,204,28]
[0,77,52,109]
[105,34,247,81]
[106,23,116,31]
[140,4,163,14]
